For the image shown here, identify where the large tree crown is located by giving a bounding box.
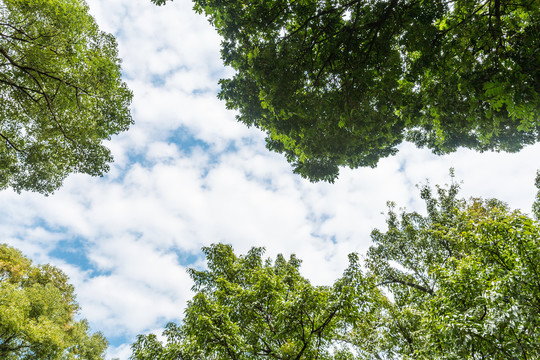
[185,0,540,181]
[0,0,133,194]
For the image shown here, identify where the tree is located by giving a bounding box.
[132,174,540,359]
[365,176,540,358]
[131,243,382,360]
[0,243,108,359]
[1,0,133,194]
[152,0,539,182]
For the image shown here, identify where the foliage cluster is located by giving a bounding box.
[132,178,540,359]
[153,0,540,181]
[0,0,133,194]
[0,244,107,360]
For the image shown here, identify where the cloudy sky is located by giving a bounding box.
[2,0,539,358]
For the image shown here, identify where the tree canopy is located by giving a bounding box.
[0,0,133,194]
[131,174,540,358]
[0,244,108,359]
[152,0,539,182]
[365,177,540,358]
[131,243,382,360]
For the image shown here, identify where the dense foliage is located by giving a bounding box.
[131,244,382,360]
[153,0,539,181]
[132,176,540,359]
[0,0,133,194]
[366,179,540,358]
[0,244,107,359]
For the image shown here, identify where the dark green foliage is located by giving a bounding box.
[0,0,133,194]
[153,0,540,182]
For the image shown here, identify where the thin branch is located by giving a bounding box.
[0,132,26,154]
[0,46,90,95]
[378,277,435,295]
[0,77,41,102]
[0,46,74,143]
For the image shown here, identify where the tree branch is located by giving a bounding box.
[378,277,435,295]
[0,46,74,143]
[0,132,26,154]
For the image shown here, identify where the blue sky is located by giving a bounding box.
[1,0,539,358]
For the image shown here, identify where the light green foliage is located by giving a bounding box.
[0,244,108,359]
[133,174,540,359]
[367,177,540,358]
[0,0,133,194]
[131,244,382,360]
[153,0,539,182]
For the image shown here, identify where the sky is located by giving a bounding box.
[1,0,539,358]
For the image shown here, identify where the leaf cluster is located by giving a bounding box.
[163,0,540,181]
[0,244,108,360]
[0,0,133,194]
[366,177,540,358]
[132,244,383,360]
[132,174,540,359]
